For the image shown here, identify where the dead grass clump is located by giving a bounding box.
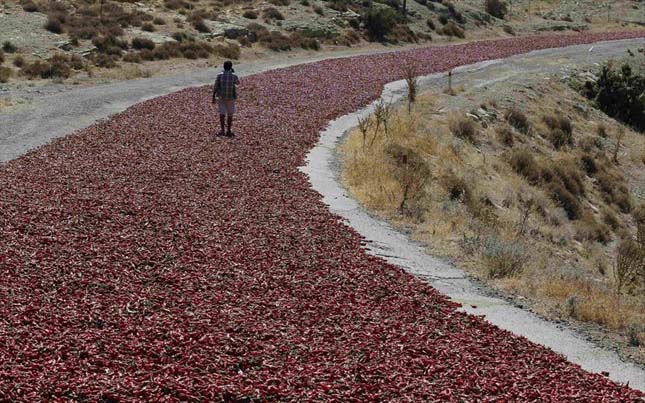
[580,154,598,175]
[552,161,584,198]
[269,0,290,5]
[543,113,574,149]
[448,115,478,143]
[192,19,210,33]
[614,238,644,293]
[385,144,431,219]
[481,236,526,279]
[92,36,128,56]
[440,21,464,38]
[0,67,12,83]
[596,171,632,213]
[496,126,514,147]
[214,42,241,59]
[123,53,142,63]
[45,16,64,34]
[22,0,39,12]
[164,0,193,10]
[507,148,541,184]
[547,181,582,220]
[142,22,156,32]
[602,208,620,231]
[505,108,529,133]
[132,37,156,50]
[263,7,285,20]
[575,214,611,244]
[243,10,258,19]
[153,17,166,25]
[441,172,471,202]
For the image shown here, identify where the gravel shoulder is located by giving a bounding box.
[304,37,645,390]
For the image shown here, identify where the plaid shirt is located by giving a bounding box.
[213,70,240,101]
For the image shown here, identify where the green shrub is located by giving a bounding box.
[2,41,17,53]
[363,7,399,41]
[485,0,507,19]
[582,64,645,132]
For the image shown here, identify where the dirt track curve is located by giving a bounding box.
[1,31,644,401]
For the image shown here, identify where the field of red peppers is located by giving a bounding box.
[1,31,645,402]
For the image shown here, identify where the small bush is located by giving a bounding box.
[584,64,645,132]
[142,22,156,32]
[580,154,598,175]
[0,67,11,83]
[22,0,39,12]
[363,7,399,41]
[596,172,632,213]
[507,148,541,184]
[164,0,191,9]
[45,17,63,34]
[214,42,241,59]
[243,10,258,19]
[2,42,17,53]
[602,208,620,231]
[313,5,324,15]
[440,21,465,38]
[503,25,515,35]
[92,36,128,55]
[269,0,290,5]
[386,144,431,218]
[485,0,507,19]
[426,18,436,31]
[575,214,611,244]
[442,172,472,202]
[153,17,166,25]
[505,107,529,133]
[548,128,572,150]
[597,123,608,137]
[548,181,582,220]
[192,19,210,33]
[263,7,285,20]
[132,37,156,50]
[496,126,514,146]
[13,55,25,68]
[481,236,526,279]
[449,115,478,143]
[123,52,142,63]
[258,30,292,51]
[614,239,644,293]
[0,50,3,65]
[438,14,448,25]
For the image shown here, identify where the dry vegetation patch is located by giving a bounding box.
[340,68,645,361]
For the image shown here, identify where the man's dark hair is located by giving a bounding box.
[223,61,233,71]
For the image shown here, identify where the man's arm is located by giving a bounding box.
[212,76,220,103]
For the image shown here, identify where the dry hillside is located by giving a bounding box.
[0,0,643,86]
[340,51,645,364]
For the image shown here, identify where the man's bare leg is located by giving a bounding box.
[227,115,233,136]
[219,114,226,135]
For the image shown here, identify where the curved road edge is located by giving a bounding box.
[302,38,645,391]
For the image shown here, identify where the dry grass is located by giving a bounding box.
[340,82,645,354]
